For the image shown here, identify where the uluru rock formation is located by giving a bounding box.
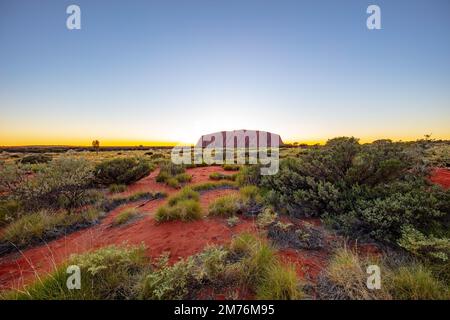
[195,130,283,149]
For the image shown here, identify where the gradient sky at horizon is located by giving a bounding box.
[1,0,449,146]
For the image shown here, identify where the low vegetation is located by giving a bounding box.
[209,172,237,181]
[0,208,102,250]
[208,186,263,217]
[155,188,202,222]
[156,161,191,188]
[112,208,140,226]
[95,157,153,185]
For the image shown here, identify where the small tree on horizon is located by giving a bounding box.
[92,140,100,154]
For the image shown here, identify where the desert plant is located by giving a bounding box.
[227,216,239,227]
[108,184,127,194]
[4,245,147,300]
[155,199,202,222]
[19,154,52,164]
[1,208,101,248]
[95,157,152,185]
[317,247,391,300]
[210,172,237,181]
[386,264,448,300]
[112,208,140,226]
[208,194,242,217]
[255,262,303,300]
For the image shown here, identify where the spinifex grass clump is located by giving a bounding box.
[155,188,202,222]
[95,157,153,185]
[209,172,237,181]
[112,208,141,227]
[208,186,264,217]
[156,161,191,188]
[2,245,148,300]
[0,208,102,250]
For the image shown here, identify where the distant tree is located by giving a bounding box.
[92,140,100,154]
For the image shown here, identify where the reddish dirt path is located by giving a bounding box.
[430,168,450,189]
[0,166,255,291]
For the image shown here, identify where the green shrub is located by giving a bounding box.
[3,158,95,210]
[0,199,21,226]
[387,265,448,300]
[113,208,140,226]
[174,173,192,183]
[95,157,152,185]
[19,154,52,164]
[167,187,200,206]
[208,194,242,217]
[109,184,127,194]
[317,247,391,300]
[210,172,236,181]
[1,208,101,247]
[156,162,191,187]
[166,177,180,188]
[398,225,450,262]
[191,181,237,192]
[155,199,202,222]
[222,164,240,171]
[256,207,277,228]
[262,137,450,245]
[5,245,147,300]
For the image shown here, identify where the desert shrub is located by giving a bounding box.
[262,137,450,246]
[5,245,147,300]
[19,154,52,164]
[109,184,127,194]
[209,172,237,181]
[268,220,324,250]
[256,207,277,228]
[191,181,237,192]
[317,247,391,300]
[425,144,450,168]
[208,194,242,217]
[10,158,95,210]
[166,177,180,188]
[1,208,101,248]
[155,199,202,222]
[158,161,185,177]
[236,165,261,186]
[227,215,239,227]
[113,208,140,226]
[174,173,192,183]
[156,161,191,188]
[101,191,165,212]
[398,225,450,263]
[140,253,196,300]
[222,164,240,171]
[138,234,301,300]
[95,157,152,185]
[255,262,303,300]
[167,188,199,206]
[386,264,448,300]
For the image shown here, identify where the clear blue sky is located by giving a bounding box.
[1,0,449,145]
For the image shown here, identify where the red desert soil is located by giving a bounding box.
[0,166,256,291]
[430,168,450,189]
